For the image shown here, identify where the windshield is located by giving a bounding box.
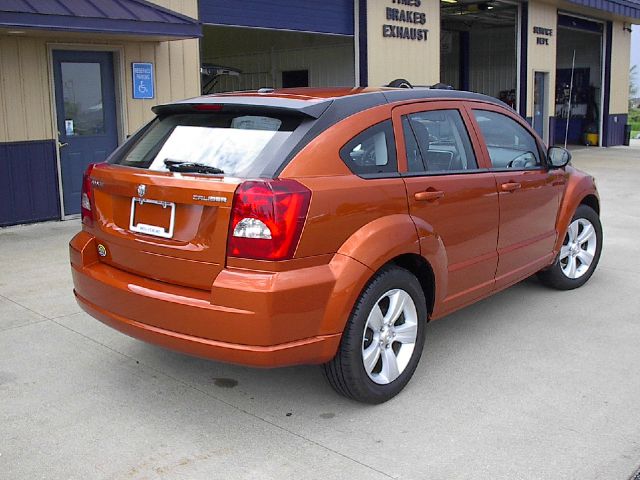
[110,112,304,177]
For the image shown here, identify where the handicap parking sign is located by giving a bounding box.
[132,62,154,99]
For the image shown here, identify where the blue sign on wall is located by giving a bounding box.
[132,62,154,99]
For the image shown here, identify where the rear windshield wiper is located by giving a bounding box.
[164,159,224,174]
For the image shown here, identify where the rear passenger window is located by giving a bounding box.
[403,110,477,173]
[472,110,541,169]
[340,121,397,176]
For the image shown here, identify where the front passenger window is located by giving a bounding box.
[472,110,541,169]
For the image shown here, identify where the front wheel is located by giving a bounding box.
[323,266,427,404]
[538,204,602,290]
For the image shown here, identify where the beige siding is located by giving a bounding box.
[0,0,199,142]
[526,1,558,122]
[0,36,53,142]
[122,38,200,134]
[366,0,440,86]
[609,20,631,114]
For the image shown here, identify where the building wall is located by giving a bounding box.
[200,26,355,92]
[440,30,460,88]
[526,0,558,124]
[122,37,200,134]
[0,0,200,225]
[0,0,200,143]
[609,19,631,114]
[0,36,54,143]
[469,26,517,98]
[366,0,440,86]
[208,45,355,91]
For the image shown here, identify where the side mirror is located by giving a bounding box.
[547,146,571,168]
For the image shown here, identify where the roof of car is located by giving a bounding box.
[153,86,510,119]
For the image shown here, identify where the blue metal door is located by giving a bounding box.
[53,50,118,215]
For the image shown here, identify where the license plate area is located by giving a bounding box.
[129,198,175,239]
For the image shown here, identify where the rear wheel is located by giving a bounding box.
[538,205,602,290]
[323,266,427,404]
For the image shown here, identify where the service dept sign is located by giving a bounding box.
[382,0,429,42]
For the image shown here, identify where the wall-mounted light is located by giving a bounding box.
[623,23,632,33]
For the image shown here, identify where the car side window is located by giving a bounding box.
[340,120,397,176]
[472,110,541,169]
[402,116,426,172]
[403,110,478,173]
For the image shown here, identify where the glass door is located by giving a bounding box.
[53,50,119,216]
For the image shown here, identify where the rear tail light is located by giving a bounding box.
[81,163,97,226]
[228,179,311,261]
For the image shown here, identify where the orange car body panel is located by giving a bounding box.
[70,87,599,367]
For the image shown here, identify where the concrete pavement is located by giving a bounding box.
[1,145,640,479]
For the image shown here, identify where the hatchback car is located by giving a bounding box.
[70,87,602,403]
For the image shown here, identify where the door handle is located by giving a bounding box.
[500,182,521,192]
[58,141,69,149]
[414,190,444,202]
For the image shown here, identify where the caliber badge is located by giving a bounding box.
[97,244,107,257]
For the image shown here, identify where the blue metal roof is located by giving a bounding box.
[0,0,201,38]
[566,0,640,20]
[199,0,354,35]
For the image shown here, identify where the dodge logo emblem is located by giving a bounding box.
[137,184,146,197]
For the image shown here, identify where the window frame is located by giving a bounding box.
[391,101,488,177]
[466,104,549,172]
[338,119,399,179]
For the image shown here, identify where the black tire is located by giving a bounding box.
[538,204,602,290]
[323,266,427,404]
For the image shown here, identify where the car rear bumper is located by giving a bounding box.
[70,232,369,367]
[74,291,340,367]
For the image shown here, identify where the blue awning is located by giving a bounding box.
[0,0,201,38]
[566,0,640,20]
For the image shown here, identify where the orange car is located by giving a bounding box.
[70,87,602,403]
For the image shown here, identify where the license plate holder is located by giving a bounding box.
[129,197,176,239]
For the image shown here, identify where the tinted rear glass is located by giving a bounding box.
[109,112,304,177]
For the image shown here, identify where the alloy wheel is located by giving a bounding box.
[559,218,597,279]
[361,289,418,385]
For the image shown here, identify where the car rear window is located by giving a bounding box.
[109,112,304,177]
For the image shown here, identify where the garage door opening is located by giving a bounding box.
[441,0,519,108]
[200,25,355,94]
[554,14,604,146]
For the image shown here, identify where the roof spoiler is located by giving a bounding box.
[152,96,332,119]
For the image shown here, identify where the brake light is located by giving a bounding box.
[81,163,96,226]
[193,104,224,111]
[228,180,311,261]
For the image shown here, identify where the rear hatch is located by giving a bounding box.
[86,105,313,290]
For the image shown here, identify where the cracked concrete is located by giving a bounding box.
[1,146,640,479]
